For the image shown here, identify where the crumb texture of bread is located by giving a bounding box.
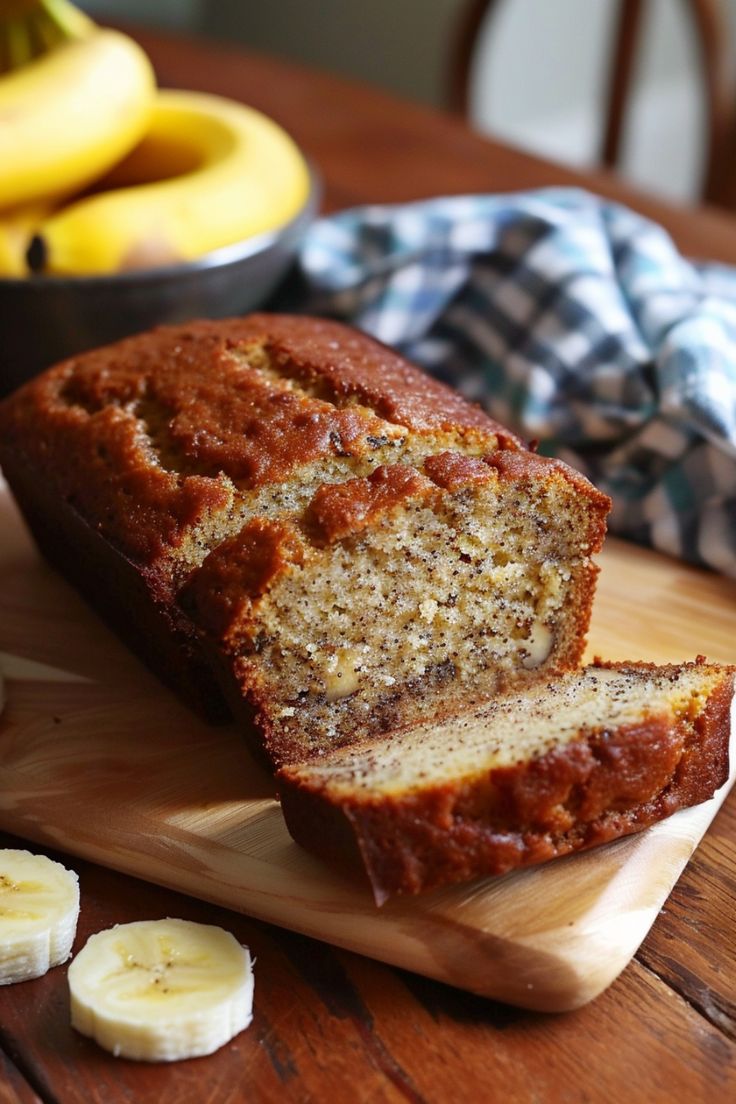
[278,661,734,901]
[0,314,610,766]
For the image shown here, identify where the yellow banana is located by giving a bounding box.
[33,89,312,275]
[0,198,53,275]
[0,27,155,209]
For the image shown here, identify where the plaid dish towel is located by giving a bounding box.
[280,188,736,579]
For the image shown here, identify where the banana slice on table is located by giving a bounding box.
[0,849,80,985]
[68,918,255,1062]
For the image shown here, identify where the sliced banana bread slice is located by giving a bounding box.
[278,660,734,902]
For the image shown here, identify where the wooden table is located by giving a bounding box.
[1,25,735,1104]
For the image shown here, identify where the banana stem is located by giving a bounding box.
[0,0,93,73]
[40,0,93,38]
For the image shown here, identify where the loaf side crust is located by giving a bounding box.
[0,445,230,721]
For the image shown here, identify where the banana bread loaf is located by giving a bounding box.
[0,314,610,767]
[279,660,734,901]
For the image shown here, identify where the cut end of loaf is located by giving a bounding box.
[278,661,734,901]
[256,461,604,765]
[181,446,609,767]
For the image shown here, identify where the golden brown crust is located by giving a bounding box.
[234,314,516,436]
[0,316,519,573]
[306,463,435,544]
[278,662,734,901]
[178,519,304,645]
[0,391,235,570]
[423,452,493,491]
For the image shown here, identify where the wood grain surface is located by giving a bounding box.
[1,471,733,1014]
[1,822,734,1104]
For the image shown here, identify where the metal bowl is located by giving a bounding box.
[0,167,320,396]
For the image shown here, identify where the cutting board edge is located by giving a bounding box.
[0,809,615,1011]
[2,767,730,1014]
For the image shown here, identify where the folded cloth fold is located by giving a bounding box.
[276,187,736,579]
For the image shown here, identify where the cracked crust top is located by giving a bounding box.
[0,316,521,572]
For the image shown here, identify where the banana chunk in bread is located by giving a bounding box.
[0,314,609,767]
[278,661,734,901]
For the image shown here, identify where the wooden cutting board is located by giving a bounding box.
[0,479,734,1012]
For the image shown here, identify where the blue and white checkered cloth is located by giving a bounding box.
[280,188,736,579]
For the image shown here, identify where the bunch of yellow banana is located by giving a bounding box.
[0,1,311,278]
[33,89,312,275]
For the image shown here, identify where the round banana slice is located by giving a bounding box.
[0,849,80,985]
[68,918,254,1062]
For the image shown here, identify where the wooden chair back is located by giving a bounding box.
[447,0,734,207]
